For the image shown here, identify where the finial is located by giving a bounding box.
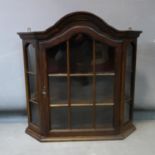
[128,27,132,30]
[27,27,31,32]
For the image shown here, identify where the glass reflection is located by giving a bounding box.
[47,42,67,73]
[96,106,113,128]
[71,107,93,129]
[70,33,93,73]
[95,41,115,73]
[71,76,93,104]
[28,74,37,101]
[96,76,114,103]
[30,102,40,126]
[49,77,68,104]
[27,44,36,73]
[51,107,68,129]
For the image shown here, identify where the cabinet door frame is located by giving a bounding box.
[23,40,41,133]
[121,39,137,126]
[39,26,123,135]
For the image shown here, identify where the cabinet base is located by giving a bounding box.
[26,123,135,142]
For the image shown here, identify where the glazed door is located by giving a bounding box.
[123,42,136,123]
[40,32,122,134]
[24,42,40,128]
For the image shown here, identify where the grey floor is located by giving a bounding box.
[0,110,155,155]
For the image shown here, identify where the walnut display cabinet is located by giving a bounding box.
[18,12,142,142]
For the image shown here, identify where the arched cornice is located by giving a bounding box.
[18,11,142,40]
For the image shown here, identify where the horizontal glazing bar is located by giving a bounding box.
[48,72,115,77]
[70,73,93,76]
[96,103,114,106]
[49,103,114,108]
[49,104,68,107]
[48,73,67,77]
[96,72,115,76]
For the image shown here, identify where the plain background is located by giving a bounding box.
[0,0,155,110]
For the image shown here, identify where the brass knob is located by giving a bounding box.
[42,90,47,95]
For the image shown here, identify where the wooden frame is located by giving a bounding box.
[18,11,142,142]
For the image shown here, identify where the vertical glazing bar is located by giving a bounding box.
[66,40,71,129]
[92,39,96,128]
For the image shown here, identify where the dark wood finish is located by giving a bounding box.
[18,11,142,142]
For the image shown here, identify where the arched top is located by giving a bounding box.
[18,11,142,40]
[40,25,122,49]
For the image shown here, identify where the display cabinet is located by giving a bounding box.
[18,12,142,141]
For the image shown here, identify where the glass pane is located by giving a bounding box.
[125,73,132,100]
[96,76,114,103]
[49,77,68,104]
[96,106,113,128]
[71,107,93,129]
[95,41,115,73]
[71,76,93,104]
[69,33,93,73]
[27,44,36,73]
[47,42,67,73]
[125,44,133,99]
[28,74,37,101]
[124,43,133,122]
[30,102,40,126]
[50,107,68,129]
[124,102,130,122]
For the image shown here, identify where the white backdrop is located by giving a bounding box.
[0,0,155,110]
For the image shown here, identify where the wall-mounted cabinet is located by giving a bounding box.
[18,12,142,142]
